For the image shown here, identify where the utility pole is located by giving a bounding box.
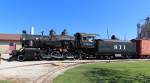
[124,33,127,41]
[107,28,110,39]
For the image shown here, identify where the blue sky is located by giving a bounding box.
[0,0,150,39]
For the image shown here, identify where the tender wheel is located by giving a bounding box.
[17,55,25,62]
[110,56,115,60]
[34,52,39,60]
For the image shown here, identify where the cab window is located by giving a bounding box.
[87,36,94,42]
[83,37,87,40]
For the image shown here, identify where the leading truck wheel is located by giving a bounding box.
[17,55,25,62]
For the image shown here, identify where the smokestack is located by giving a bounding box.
[30,26,34,35]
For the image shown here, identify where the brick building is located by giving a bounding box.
[0,34,21,54]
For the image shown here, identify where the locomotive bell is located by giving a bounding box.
[22,30,27,34]
[49,29,56,36]
[61,29,68,36]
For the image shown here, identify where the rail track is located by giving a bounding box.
[1,59,150,69]
[32,62,82,83]
[0,62,55,70]
[1,59,150,83]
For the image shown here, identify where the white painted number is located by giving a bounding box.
[123,45,126,50]
[114,45,126,50]
[114,45,118,50]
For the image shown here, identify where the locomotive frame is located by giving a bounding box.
[9,30,137,61]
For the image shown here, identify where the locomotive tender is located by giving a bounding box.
[9,29,137,61]
[95,39,136,59]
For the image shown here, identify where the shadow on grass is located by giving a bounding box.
[84,68,150,83]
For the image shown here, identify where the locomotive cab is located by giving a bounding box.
[74,33,96,48]
[74,33,97,59]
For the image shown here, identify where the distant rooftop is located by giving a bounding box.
[0,33,21,41]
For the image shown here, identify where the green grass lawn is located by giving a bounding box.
[54,61,150,83]
[0,80,11,83]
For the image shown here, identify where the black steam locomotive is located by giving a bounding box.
[9,29,137,61]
